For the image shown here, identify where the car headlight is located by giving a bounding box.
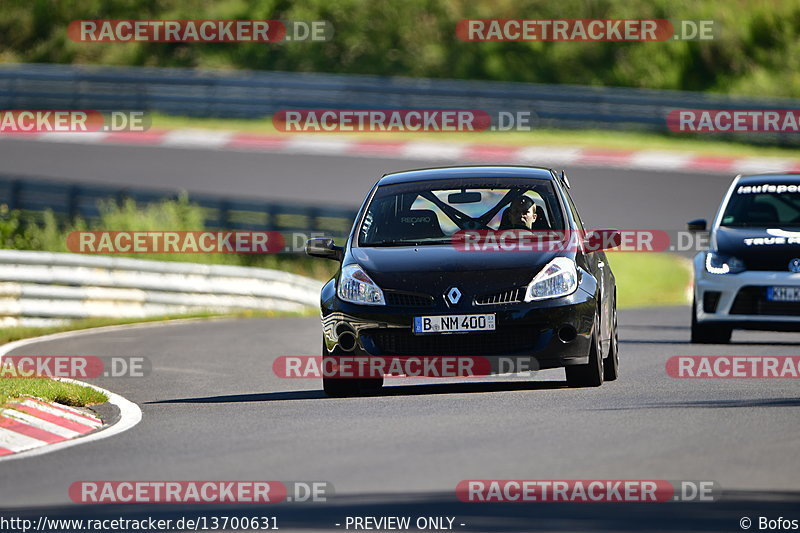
[705,252,745,274]
[337,264,385,305]
[525,257,578,302]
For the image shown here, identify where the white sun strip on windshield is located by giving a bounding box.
[737,183,800,194]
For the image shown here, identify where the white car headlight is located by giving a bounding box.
[525,257,578,302]
[337,264,385,305]
[705,252,745,274]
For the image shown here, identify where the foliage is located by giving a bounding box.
[0,0,798,97]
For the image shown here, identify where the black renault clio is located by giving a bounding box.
[306,166,619,396]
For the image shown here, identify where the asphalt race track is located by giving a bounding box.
[0,137,735,229]
[1,139,799,531]
[1,309,800,530]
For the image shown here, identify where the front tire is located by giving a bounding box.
[323,375,362,398]
[690,296,732,344]
[603,296,619,382]
[323,375,384,397]
[321,336,384,397]
[566,311,604,388]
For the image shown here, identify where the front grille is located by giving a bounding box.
[703,291,721,313]
[363,327,538,356]
[730,286,800,316]
[474,288,524,305]
[384,290,435,307]
[744,253,800,271]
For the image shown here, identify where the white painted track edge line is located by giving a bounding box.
[0,315,265,460]
[0,376,141,462]
[0,321,207,461]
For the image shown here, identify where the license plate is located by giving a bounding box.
[413,314,496,334]
[766,286,800,302]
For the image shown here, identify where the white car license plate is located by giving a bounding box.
[413,314,496,334]
[766,286,800,302]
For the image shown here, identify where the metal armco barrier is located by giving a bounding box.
[0,174,358,241]
[2,63,800,144]
[0,249,323,326]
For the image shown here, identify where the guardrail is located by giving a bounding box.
[0,174,357,241]
[2,63,800,144]
[0,249,323,327]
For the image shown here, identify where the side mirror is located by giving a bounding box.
[305,238,343,261]
[560,170,571,189]
[583,229,621,252]
[687,219,707,231]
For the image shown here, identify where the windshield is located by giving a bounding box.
[721,181,800,227]
[358,177,566,246]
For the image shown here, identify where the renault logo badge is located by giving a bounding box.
[446,287,462,304]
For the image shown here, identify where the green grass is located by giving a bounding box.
[152,113,800,159]
[4,0,800,98]
[608,252,691,309]
[0,378,108,408]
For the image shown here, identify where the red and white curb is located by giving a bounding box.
[4,129,799,175]
[0,397,103,457]
[0,327,144,462]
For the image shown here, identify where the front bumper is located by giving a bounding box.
[693,252,800,329]
[320,280,596,371]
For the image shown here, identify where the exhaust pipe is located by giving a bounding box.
[337,331,357,351]
[335,323,358,352]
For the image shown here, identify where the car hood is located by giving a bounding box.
[351,246,565,298]
[715,226,800,270]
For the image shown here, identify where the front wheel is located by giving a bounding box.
[323,376,362,398]
[690,297,732,344]
[323,375,384,398]
[321,336,384,397]
[566,311,604,388]
[603,296,619,382]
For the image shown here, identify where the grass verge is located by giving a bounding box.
[152,114,800,159]
[0,379,108,408]
[608,252,691,309]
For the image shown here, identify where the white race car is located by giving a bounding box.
[690,172,800,343]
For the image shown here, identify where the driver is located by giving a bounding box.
[500,195,548,230]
